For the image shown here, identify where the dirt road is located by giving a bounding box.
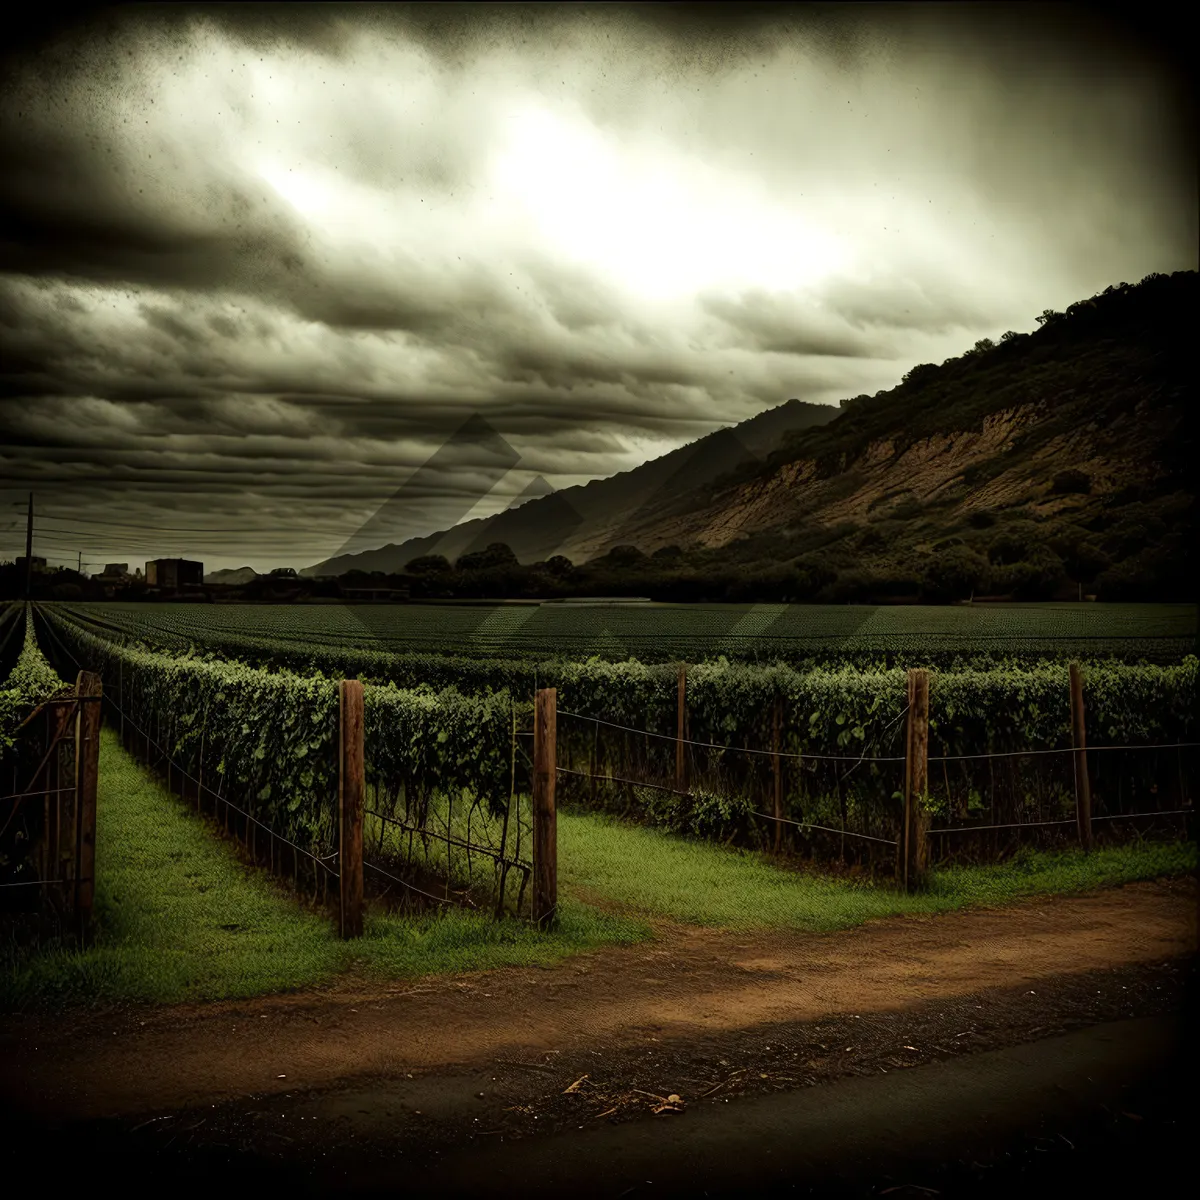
[2,879,1193,1122]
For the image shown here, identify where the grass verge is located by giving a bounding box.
[558,809,1196,930]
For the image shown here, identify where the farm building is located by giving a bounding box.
[145,558,204,588]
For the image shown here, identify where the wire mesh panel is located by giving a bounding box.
[363,687,536,916]
[0,694,84,940]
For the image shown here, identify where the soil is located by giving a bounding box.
[1,877,1195,1196]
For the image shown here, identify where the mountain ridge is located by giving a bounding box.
[303,396,839,576]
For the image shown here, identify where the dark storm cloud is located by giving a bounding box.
[699,292,892,358]
[0,2,1193,570]
[815,275,1007,338]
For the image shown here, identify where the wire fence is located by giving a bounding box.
[35,612,343,905]
[361,779,534,916]
[40,605,537,924]
[548,703,1195,869]
[0,670,90,930]
[553,706,906,859]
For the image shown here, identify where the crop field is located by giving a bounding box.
[33,602,1197,872]
[49,600,1198,670]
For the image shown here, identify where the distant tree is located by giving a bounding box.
[920,546,989,603]
[1007,551,1067,600]
[605,544,647,567]
[405,554,452,574]
[987,520,1041,566]
[483,542,518,565]
[651,545,683,560]
[902,362,939,387]
[543,555,575,576]
[1000,330,1020,342]
[1057,538,1111,584]
[456,543,518,571]
[967,509,997,529]
[969,337,996,354]
[791,558,837,599]
[1035,309,1062,326]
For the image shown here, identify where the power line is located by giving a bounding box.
[37,513,354,536]
[18,529,332,554]
[18,531,271,549]
[36,513,256,534]
[2,536,92,551]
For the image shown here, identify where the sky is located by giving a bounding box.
[0,2,1194,574]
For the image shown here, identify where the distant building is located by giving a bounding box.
[15,556,47,574]
[95,563,134,589]
[145,558,204,588]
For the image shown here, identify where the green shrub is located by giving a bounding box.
[921,546,990,602]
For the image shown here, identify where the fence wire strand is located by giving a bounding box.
[746,809,899,845]
[362,858,455,906]
[557,709,907,762]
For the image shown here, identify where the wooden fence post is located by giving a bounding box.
[676,664,687,794]
[533,687,558,929]
[773,693,783,853]
[39,707,49,883]
[1069,662,1093,852]
[74,672,101,940]
[339,679,364,939]
[902,668,930,892]
[48,699,75,916]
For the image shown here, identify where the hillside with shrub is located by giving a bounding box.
[599,270,1195,604]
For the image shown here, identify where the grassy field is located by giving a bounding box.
[2,728,1193,1010]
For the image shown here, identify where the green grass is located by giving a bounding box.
[2,728,1192,1011]
[558,809,1196,931]
[0,728,645,1011]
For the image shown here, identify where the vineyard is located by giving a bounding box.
[31,607,536,922]
[4,599,1194,942]
[50,600,1197,675]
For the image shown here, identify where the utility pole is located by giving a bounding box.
[24,492,33,598]
[77,550,82,574]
